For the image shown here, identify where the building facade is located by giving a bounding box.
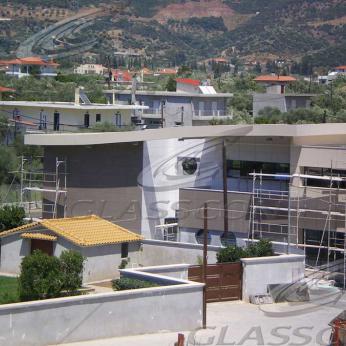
[25,124,346,275]
[105,90,233,128]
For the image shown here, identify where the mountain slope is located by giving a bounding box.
[0,0,345,68]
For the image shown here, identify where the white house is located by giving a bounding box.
[74,64,105,75]
[0,98,148,132]
[0,215,142,282]
[0,57,59,78]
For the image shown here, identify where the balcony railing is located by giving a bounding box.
[192,110,229,118]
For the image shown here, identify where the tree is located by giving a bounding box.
[0,114,8,142]
[165,76,176,91]
[0,205,25,231]
[0,146,17,185]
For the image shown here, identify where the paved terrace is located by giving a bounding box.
[60,296,345,346]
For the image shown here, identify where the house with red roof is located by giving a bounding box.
[176,78,201,93]
[254,74,297,94]
[0,56,59,78]
[253,74,316,116]
[111,69,133,83]
[0,86,15,100]
[335,65,346,73]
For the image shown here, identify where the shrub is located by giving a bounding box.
[112,277,158,291]
[18,250,85,301]
[19,250,63,301]
[246,239,274,257]
[118,259,128,269]
[60,250,85,293]
[0,205,25,231]
[217,245,246,263]
[217,240,274,263]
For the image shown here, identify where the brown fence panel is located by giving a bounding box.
[188,262,242,302]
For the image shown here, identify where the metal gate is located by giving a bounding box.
[188,262,242,302]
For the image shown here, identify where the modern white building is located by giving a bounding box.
[0,99,148,132]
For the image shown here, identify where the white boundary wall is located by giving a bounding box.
[241,254,305,302]
[0,265,203,346]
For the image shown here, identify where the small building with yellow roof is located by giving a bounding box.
[0,215,143,282]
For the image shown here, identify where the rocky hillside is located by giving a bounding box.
[0,0,345,68]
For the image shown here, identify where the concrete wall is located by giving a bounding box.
[0,233,140,282]
[55,238,141,283]
[44,143,143,232]
[179,188,251,234]
[140,137,222,239]
[139,239,220,266]
[241,254,305,302]
[0,234,30,274]
[0,265,203,346]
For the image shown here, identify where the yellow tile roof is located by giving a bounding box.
[21,232,57,241]
[0,222,40,237]
[1,215,142,247]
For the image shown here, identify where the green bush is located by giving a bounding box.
[18,250,85,301]
[217,240,274,263]
[112,277,159,291]
[246,239,274,257]
[0,205,25,232]
[60,250,85,293]
[216,245,246,263]
[19,250,63,301]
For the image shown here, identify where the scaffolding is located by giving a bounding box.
[249,170,346,288]
[18,156,67,219]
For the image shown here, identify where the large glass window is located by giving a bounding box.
[227,160,290,178]
[304,167,346,189]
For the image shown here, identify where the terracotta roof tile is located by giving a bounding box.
[175,78,201,86]
[21,232,57,241]
[254,75,296,83]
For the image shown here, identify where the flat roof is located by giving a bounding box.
[0,101,148,110]
[25,123,346,146]
[105,89,233,98]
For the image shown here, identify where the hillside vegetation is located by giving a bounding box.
[0,0,345,68]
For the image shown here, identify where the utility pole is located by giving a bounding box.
[20,156,25,206]
[180,106,184,126]
[203,203,208,329]
[161,100,165,128]
[223,139,229,237]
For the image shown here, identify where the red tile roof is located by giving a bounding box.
[157,68,177,75]
[0,86,15,92]
[335,65,346,70]
[254,75,296,83]
[111,69,133,82]
[0,56,59,67]
[175,78,201,86]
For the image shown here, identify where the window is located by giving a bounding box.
[182,157,198,175]
[53,112,60,131]
[115,112,122,127]
[304,167,346,189]
[178,157,199,175]
[227,160,290,179]
[163,218,178,241]
[84,113,90,128]
[96,114,101,122]
[121,242,129,259]
[195,229,211,245]
[220,232,236,247]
